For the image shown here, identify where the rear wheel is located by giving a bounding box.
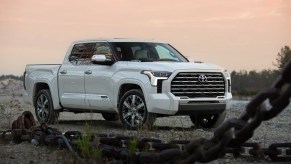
[190,111,226,128]
[35,89,59,124]
[101,113,119,121]
[118,89,155,130]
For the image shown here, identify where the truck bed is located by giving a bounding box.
[24,64,62,108]
[25,64,61,77]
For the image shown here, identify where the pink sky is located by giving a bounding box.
[0,0,290,75]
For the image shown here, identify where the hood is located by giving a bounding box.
[124,61,224,72]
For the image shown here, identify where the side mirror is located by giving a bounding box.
[91,54,114,65]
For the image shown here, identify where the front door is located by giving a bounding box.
[84,42,116,111]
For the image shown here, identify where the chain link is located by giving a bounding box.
[181,60,291,163]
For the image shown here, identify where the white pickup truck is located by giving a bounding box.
[23,38,232,129]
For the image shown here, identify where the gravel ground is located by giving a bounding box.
[0,98,290,164]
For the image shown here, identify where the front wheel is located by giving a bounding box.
[118,89,155,130]
[35,89,59,124]
[190,111,226,128]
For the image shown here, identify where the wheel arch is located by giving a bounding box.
[33,82,60,110]
[117,83,143,108]
[33,83,49,106]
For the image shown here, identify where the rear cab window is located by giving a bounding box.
[69,42,113,65]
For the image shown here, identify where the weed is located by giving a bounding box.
[76,124,102,163]
[129,139,138,154]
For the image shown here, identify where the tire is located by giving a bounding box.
[190,111,226,128]
[118,89,155,130]
[101,113,119,121]
[35,89,59,124]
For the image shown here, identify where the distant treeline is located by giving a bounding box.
[0,75,23,81]
[230,45,290,97]
[231,69,280,96]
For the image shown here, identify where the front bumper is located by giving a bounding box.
[146,92,232,115]
[176,102,226,115]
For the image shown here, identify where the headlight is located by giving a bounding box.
[223,70,230,79]
[141,71,172,86]
[223,70,231,93]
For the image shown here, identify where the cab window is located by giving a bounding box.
[69,43,95,65]
[94,42,113,62]
[68,42,113,65]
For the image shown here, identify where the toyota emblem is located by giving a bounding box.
[198,74,207,82]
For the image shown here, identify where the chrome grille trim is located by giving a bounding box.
[171,72,225,98]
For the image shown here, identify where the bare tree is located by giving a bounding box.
[274,46,291,71]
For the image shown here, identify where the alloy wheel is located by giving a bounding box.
[121,94,146,128]
[36,94,50,122]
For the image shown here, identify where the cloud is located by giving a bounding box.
[269,9,283,16]
[0,17,49,24]
[147,19,195,27]
[203,10,282,22]
[202,12,255,22]
[239,12,252,18]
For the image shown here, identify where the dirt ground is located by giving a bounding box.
[0,97,290,164]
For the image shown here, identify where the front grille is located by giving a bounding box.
[171,72,225,98]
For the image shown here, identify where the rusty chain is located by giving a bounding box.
[182,60,291,163]
[1,129,290,163]
[1,60,291,163]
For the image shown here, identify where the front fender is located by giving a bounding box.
[113,75,153,111]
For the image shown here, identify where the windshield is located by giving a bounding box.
[110,42,188,62]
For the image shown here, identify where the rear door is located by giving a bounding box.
[58,43,95,109]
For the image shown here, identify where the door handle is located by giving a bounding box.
[60,70,67,74]
[84,70,92,74]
